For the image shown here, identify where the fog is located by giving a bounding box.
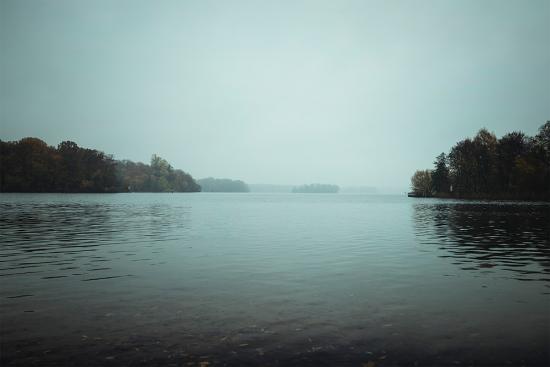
[1,0,549,190]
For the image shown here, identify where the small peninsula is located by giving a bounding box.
[410,121,550,201]
[0,138,200,193]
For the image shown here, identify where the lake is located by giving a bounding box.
[0,193,549,366]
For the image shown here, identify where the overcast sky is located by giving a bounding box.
[1,0,549,189]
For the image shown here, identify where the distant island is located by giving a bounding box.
[292,183,339,193]
[410,121,550,201]
[197,177,250,192]
[0,138,200,193]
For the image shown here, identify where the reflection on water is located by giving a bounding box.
[413,202,550,283]
[0,194,549,366]
[0,201,189,283]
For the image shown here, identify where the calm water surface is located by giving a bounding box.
[1,193,549,366]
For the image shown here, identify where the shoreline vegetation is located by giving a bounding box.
[409,122,550,201]
[3,121,548,199]
[0,138,200,193]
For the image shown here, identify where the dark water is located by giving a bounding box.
[0,193,549,366]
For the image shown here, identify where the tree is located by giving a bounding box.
[431,153,450,194]
[473,128,497,193]
[535,121,550,162]
[448,138,476,194]
[496,132,527,194]
[410,170,432,197]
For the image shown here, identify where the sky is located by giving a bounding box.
[1,0,549,190]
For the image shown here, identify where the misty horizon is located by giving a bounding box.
[2,0,549,189]
[1,133,406,192]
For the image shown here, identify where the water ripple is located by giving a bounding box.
[412,202,550,281]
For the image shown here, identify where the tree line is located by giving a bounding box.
[0,138,200,193]
[410,122,550,200]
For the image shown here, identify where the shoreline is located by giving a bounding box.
[408,192,550,202]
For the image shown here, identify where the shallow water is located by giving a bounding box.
[1,193,549,366]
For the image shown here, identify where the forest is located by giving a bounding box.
[0,138,200,193]
[410,121,550,200]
